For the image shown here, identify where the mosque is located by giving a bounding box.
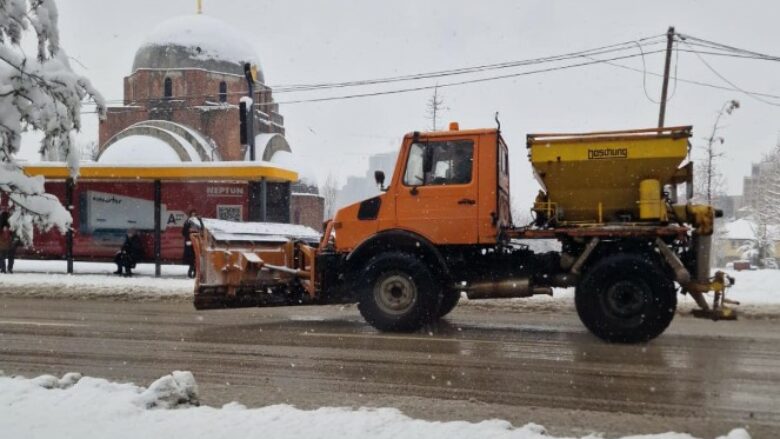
[96,7,324,229]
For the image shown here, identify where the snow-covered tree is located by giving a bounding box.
[748,147,780,265]
[321,172,339,219]
[0,0,105,244]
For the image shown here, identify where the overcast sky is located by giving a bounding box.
[23,0,780,206]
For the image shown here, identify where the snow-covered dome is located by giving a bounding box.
[98,135,198,164]
[97,120,215,164]
[132,14,264,81]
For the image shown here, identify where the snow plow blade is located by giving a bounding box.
[191,219,321,310]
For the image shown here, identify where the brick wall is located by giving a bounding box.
[102,69,284,155]
[291,194,324,231]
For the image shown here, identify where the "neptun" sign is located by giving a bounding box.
[206,186,245,197]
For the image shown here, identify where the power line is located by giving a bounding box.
[678,48,780,62]
[76,32,780,112]
[680,39,780,107]
[85,36,668,106]
[582,52,780,103]
[271,37,667,92]
[678,33,780,62]
[79,49,665,114]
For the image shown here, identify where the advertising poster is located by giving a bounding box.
[23,181,249,263]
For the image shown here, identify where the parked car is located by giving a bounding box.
[728,260,756,271]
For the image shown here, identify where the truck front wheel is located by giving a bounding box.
[356,252,439,331]
[575,254,676,343]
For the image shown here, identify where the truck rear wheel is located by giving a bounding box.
[356,252,439,331]
[575,254,676,343]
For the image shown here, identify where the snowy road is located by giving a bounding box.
[1,297,778,438]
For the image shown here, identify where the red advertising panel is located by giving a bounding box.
[23,180,250,263]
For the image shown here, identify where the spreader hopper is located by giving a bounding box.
[528,126,692,224]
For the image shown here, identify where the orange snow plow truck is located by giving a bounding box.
[192,124,738,343]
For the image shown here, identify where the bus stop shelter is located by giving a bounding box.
[23,162,298,277]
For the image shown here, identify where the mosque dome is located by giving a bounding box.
[131,14,264,81]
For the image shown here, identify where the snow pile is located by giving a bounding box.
[139,14,261,71]
[0,372,750,439]
[0,260,192,300]
[136,371,200,409]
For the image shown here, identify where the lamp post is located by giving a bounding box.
[243,63,256,161]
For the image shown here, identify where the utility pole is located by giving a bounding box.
[658,26,675,128]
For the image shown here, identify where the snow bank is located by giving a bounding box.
[0,372,749,439]
[0,260,192,300]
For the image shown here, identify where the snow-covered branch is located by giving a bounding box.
[0,0,105,245]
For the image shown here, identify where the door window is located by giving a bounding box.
[403,140,474,186]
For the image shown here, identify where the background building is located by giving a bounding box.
[335,151,397,208]
[96,12,323,229]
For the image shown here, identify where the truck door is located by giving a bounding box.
[394,139,479,244]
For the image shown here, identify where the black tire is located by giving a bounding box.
[356,252,440,331]
[437,290,461,318]
[575,253,676,343]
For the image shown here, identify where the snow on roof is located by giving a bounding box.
[203,218,320,243]
[135,14,262,78]
[98,135,183,164]
[721,218,780,241]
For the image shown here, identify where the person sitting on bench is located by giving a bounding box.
[114,229,144,277]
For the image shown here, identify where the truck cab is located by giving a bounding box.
[333,125,511,252]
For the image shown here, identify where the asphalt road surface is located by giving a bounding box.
[1,296,778,438]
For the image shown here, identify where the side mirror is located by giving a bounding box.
[374,170,386,190]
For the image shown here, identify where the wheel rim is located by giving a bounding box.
[603,280,647,318]
[374,271,417,315]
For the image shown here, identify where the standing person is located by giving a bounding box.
[6,228,19,274]
[114,229,144,277]
[0,211,11,274]
[182,209,204,278]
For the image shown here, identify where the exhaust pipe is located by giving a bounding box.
[464,278,552,300]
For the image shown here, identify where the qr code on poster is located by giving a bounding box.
[217,205,242,222]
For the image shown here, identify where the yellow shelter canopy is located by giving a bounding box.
[22,162,298,182]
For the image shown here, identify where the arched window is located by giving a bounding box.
[219,81,227,102]
[164,77,173,99]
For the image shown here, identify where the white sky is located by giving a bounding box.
[21,0,780,207]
